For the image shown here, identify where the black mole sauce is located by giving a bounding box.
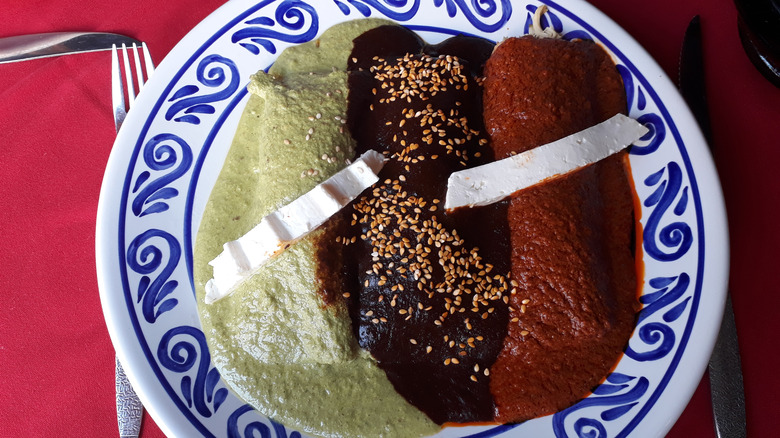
[334,26,510,424]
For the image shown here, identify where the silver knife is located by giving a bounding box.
[0,32,140,64]
[678,15,747,438]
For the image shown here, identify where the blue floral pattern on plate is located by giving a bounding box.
[102,0,722,436]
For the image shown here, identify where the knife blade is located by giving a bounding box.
[679,15,747,438]
[0,32,140,64]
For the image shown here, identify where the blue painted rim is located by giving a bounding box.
[113,1,707,436]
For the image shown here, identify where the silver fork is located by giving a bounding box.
[112,42,154,131]
[111,42,154,438]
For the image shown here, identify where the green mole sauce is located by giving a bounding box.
[194,19,439,438]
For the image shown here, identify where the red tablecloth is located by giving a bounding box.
[1,0,777,436]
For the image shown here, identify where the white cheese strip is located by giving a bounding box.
[444,114,648,210]
[205,149,386,304]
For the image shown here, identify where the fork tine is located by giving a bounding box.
[131,43,145,90]
[112,41,154,133]
[120,43,136,105]
[141,42,155,83]
[111,44,127,132]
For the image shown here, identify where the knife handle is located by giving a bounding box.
[708,293,747,438]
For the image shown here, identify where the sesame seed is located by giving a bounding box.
[346,54,521,369]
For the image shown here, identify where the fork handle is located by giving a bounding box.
[116,357,144,438]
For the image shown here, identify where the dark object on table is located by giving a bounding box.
[734,0,780,87]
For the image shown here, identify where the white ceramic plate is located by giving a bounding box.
[96,0,729,436]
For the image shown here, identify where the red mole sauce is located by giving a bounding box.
[482,36,639,422]
[340,26,511,424]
